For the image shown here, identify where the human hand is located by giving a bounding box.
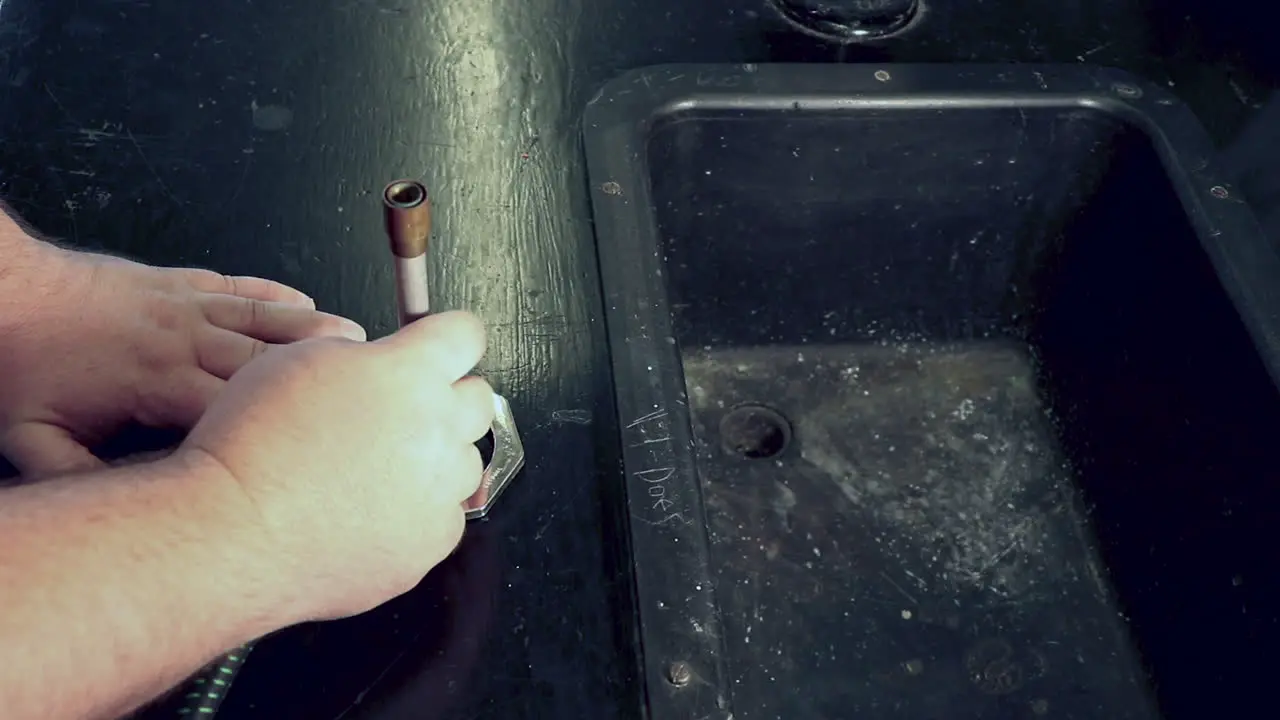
[0,248,365,477]
[179,310,495,622]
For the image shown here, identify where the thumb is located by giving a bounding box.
[378,310,487,381]
[1,422,105,479]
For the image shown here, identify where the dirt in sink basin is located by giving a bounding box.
[682,340,1157,720]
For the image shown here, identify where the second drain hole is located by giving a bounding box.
[720,404,792,459]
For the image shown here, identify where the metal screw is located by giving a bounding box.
[600,181,623,196]
[667,661,693,687]
[1112,83,1141,98]
[1210,185,1230,199]
[874,70,891,82]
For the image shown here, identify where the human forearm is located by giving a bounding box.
[0,451,290,719]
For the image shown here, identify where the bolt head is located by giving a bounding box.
[667,661,693,687]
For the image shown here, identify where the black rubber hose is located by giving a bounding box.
[175,642,255,717]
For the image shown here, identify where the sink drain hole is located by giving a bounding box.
[720,404,792,459]
[769,0,921,42]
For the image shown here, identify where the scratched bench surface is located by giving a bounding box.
[0,0,1276,718]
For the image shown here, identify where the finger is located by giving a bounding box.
[200,294,366,343]
[136,370,225,429]
[177,268,315,308]
[0,422,105,478]
[454,444,486,505]
[195,326,272,380]
[378,310,486,382]
[450,376,496,443]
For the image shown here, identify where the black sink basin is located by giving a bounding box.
[585,65,1280,720]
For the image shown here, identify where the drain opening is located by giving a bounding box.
[720,405,792,459]
[770,0,920,41]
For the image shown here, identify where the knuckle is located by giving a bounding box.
[248,298,265,324]
[145,292,188,333]
[248,337,271,361]
[241,297,269,327]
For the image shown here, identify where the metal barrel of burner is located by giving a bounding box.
[381,180,525,519]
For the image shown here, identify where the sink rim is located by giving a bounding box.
[582,62,1280,720]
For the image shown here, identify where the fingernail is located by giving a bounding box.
[340,319,367,341]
